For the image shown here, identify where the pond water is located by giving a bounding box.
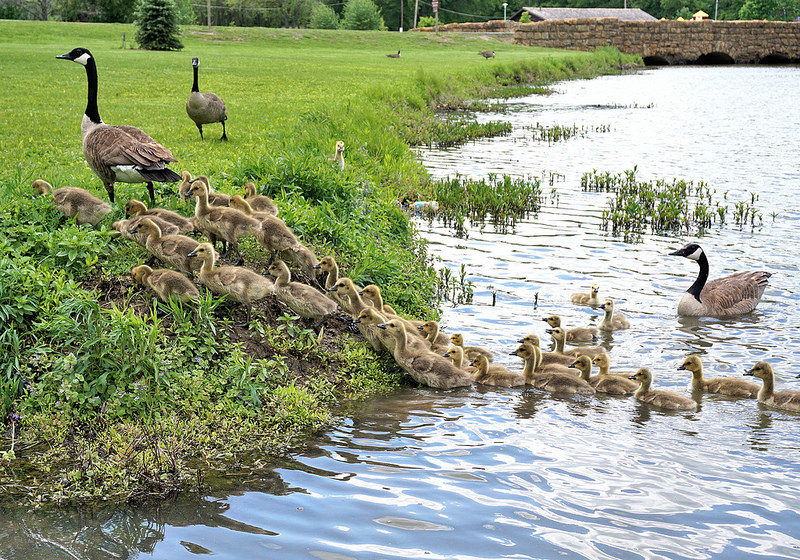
[3,66,800,560]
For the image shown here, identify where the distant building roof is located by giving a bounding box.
[510,7,658,22]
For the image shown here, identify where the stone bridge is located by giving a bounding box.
[513,19,800,65]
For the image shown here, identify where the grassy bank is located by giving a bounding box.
[0,20,641,505]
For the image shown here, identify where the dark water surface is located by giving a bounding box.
[3,66,800,560]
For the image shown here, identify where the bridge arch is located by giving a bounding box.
[696,52,735,65]
[759,53,794,64]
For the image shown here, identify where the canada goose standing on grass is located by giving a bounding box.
[268,260,337,330]
[542,315,598,343]
[669,243,771,316]
[131,264,199,303]
[31,179,111,226]
[186,57,228,141]
[680,355,758,398]
[188,243,274,326]
[386,49,401,58]
[329,141,345,171]
[57,47,181,204]
[598,299,630,331]
[629,368,698,411]
[744,361,800,412]
[478,50,495,59]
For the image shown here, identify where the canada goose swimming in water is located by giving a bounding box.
[576,354,637,395]
[131,264,199,303]
[629,368,698,411]
[669,242,771,316]
[517,334,574,367]
[511,343,594,395]
[471,354,524,388]
[478,50,495,59]
[443,345,477,373]
[598,299,630,331]
[547,327,606,358]
[268,260,337,330]
[113,215,179,246]
[449,333,493,363]
[186,57,227,141]
[57,47,181,204]
[178,172,230,207]
[329,141,345,171]
[359,285,398,316]
[186,177,261,264]
[744,361,800,412]
[542,315,598,343]
[124,199,194,234]
[188,243,274,325]
[571,284,601,306]
[679,355,758,398]
[130,217,202,276]
[386,49,401,58]
[243,182,278,215]
[31,179,111,226]
[377,320,473,389]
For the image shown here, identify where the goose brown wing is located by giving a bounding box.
[89,125,177,167]
[701,271,771,313]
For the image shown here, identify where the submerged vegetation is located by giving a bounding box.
[0,21,641,504]
[529,122,612,143]
[583,168,763,236]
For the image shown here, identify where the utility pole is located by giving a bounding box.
[207,0,211,30]
[413,0,418,28]
[400,0,404,32]
[433,0,438,31]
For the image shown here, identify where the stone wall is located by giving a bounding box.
[412,19,517,33]
[513,19,800,64]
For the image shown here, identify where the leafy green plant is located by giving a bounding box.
[341,0,385,30]
[134,0,183,50]
[309,2,339,29]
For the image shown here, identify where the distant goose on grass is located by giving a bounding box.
[478,50,495,59]
[186,57,228,141]
[669,242,771,316]
[386,49,401,58]
[57,47,181,204]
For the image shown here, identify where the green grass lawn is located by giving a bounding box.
[0,20,640,504]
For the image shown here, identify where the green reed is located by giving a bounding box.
[529,122,612,144]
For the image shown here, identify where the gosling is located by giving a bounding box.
[542,315,598,343]
[113,215,179,247]
[32,179,111,226]
[680,355,758,398]
[443,345,476,373]
[124,198,194,234]
[547,327,606,358]
[471,354,524,388]
[131,264,199,303]
[178,171,230,207]
[511,343,594,395]
[359,285,397,316]
[571,284,601,306]
[130,217,202,276]
[572,355,636,395]
[243,182,278,216]
[517,334,574,367]
[598,299,630,331]
[449,333,493,363]
[268,259,337,331]
[329,141,345,171]
[744,361,800,412]
[629,368,698,411]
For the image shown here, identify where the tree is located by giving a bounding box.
[134,0,184,50]
[309,1,339,28]
[341,0,385,30]
[738,0,778,18]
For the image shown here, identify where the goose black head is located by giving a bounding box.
[669,243,704,261]
[57,47,92,66]
[192,57,199,67]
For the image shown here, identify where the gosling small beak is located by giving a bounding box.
[376,323,388,330]
[358,290,365,296]
[129,226,138,234]
[313,264,321,269]
[417,325,425,330]
[187,249,198,257]
[352,318,361,324]
[743,368,755,377]
[545,329,553,334]
[516,339,525,344]
[628,375,637,380]
[599,303,607,310]
[443,352,451,358]
[569,362,578,368]
[327,286,339,292]
[677,364,687,371]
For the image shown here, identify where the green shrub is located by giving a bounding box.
[134,0,184,51]
[309,2,339,29]
[341,0,385,30]
[519,11,531,23]
[417,15,435,27]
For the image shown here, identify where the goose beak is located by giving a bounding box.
[327,286,338,292]
[743,368,755,376]
[669,247,686,256]
[417,325,425,331]
[129,226,138,234]
[569,361,578,368]
[313,264,321,269]
[358,290,365,296]
[677,364,687,371]
[352,318,361,324]
[187,249,198,257]
[469,359,477,367]
[443,352,451,358]
[56,52,71,60]
[545,329,553,334]
[516,339,525,344]
[628,375,637,380]
[541,318,548,322]
[376,323,388,330]
[509,350,518,356]
[599,303,607,310]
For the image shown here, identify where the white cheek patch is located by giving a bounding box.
[74,52,91,66]
[687,247,703,261]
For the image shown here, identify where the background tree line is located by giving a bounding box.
[1,0,798,33]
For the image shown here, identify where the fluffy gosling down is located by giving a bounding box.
[679,355,758,398]
[571,284,601,306]
[32,179,111,226]
[629,368,698,411]
[744,361,800,412]
[542,315,598,343]
[131,265,199,304]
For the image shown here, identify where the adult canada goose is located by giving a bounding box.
[629,368,698,411]
[131,264,199,303]
[443,346,477,373]
[598,299,630,331]
[517,334,574,367]
[744,361,800,412]
[268,260,337,330]
[679,355,758,398]
[329,141,345,171]
[547,327,606,358]
[189,243,274,325]
[113,215,179,247]
[57,47,181,204]
[31,179,111,226]
[574,355,637,395]
[178,172,230,207]
[571,284,601,306]
[359,285,398,316]
[377,320,473,389]
[449,333,493,363]
[471,354,524,388]
[542,315,598,343]
[511,343,595,395]
[243,182,278,215]
[386,49,401,58]
[669,242,771,316]
[478,50,495,59]
[186,177,261,264]
[124,199,194,234]
[186,57,228,141]
[129,217,203,276]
